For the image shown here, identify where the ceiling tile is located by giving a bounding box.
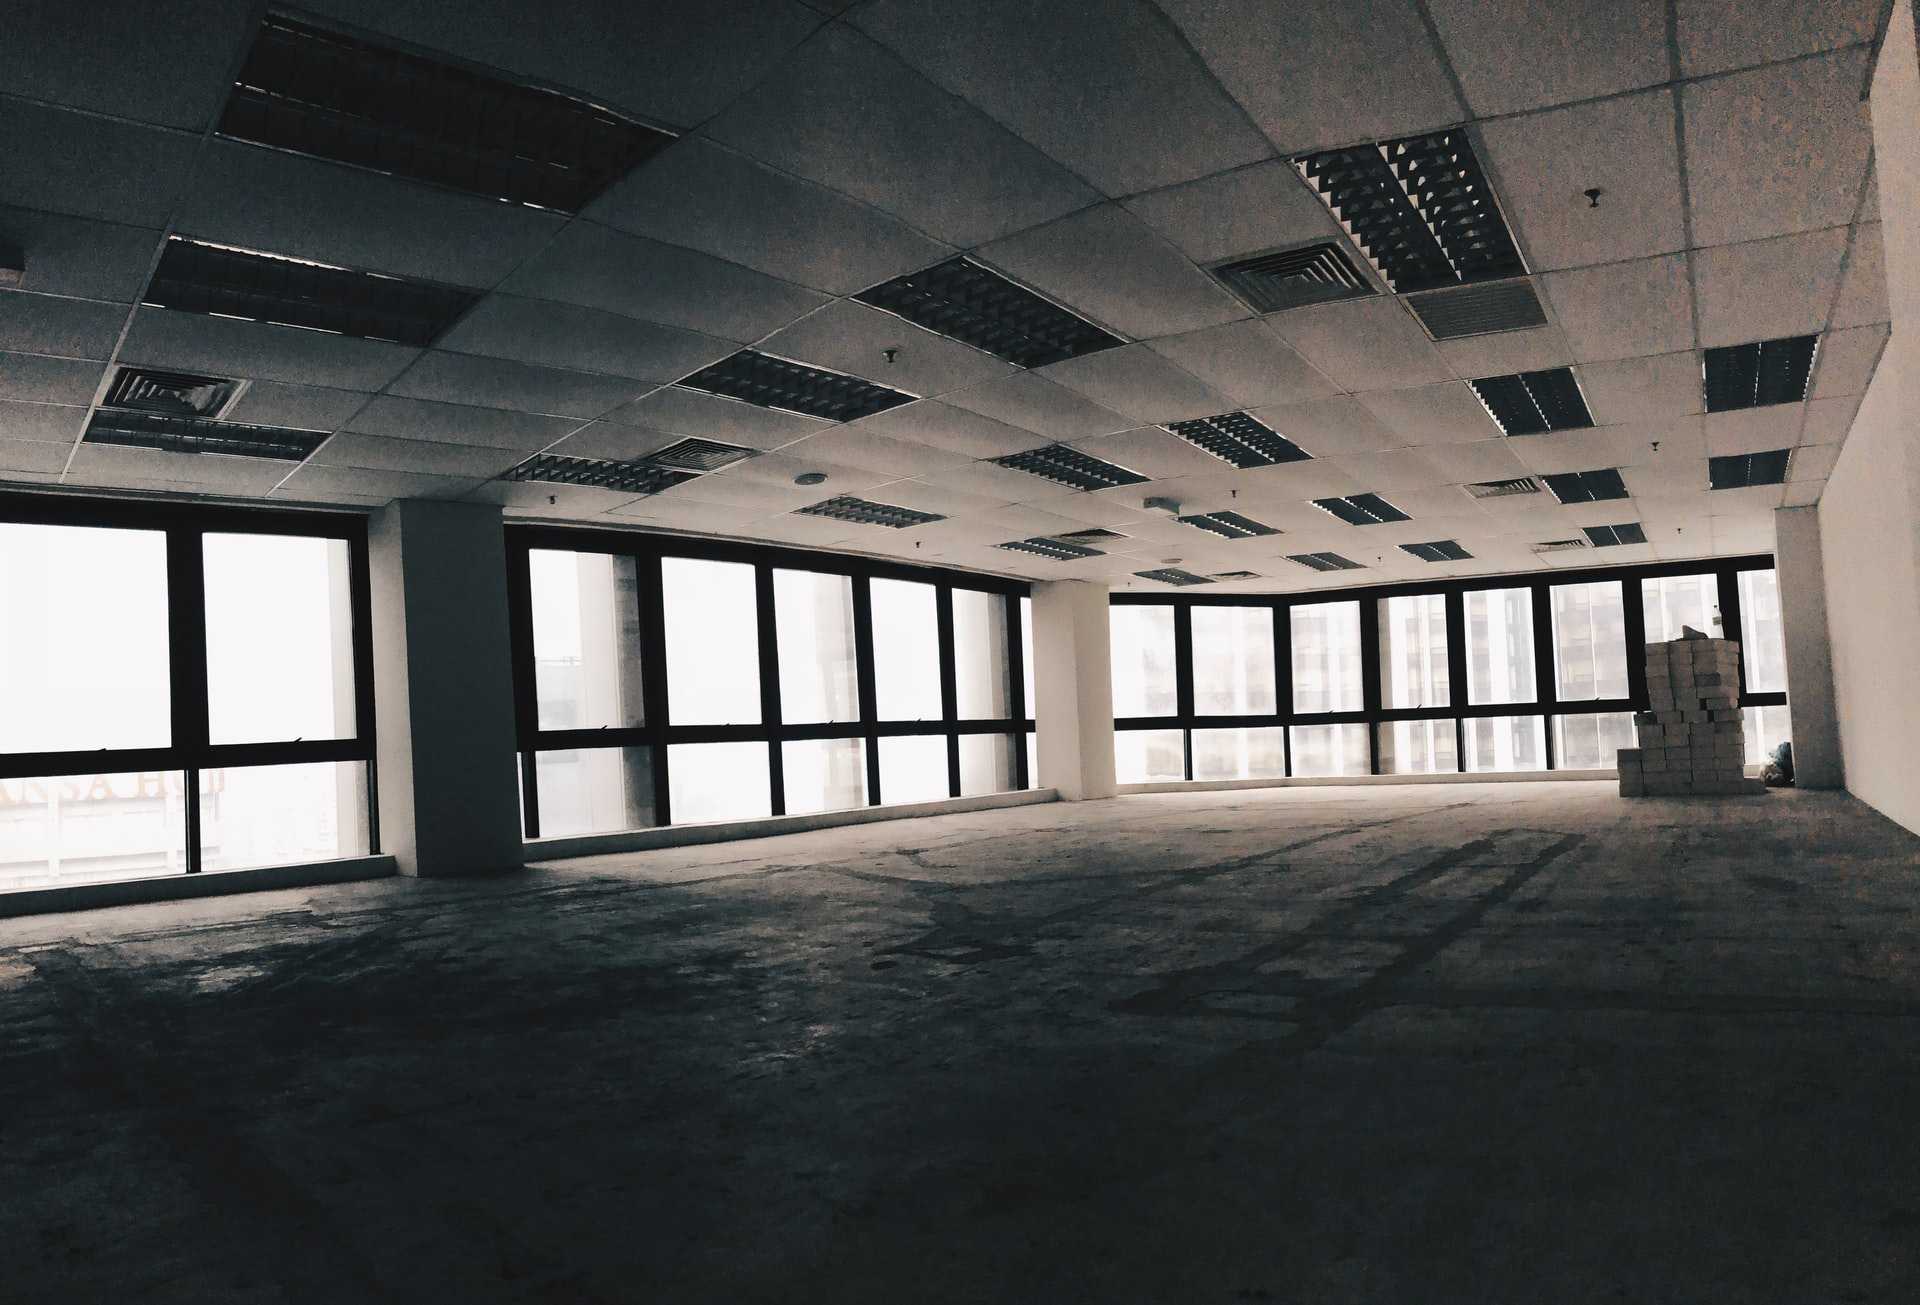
[1,0,253,128]
[540,422,683,463]
[1406,438,1529,486]
[67,443,290,496]
[1513,423,1677,475]
[1144,318,1338,409]
[703,25,1097,248]
[1069,427,1234,481]
[1479,90,1685,271]
[1322,448,1448,493]
[387,353,648,419]
[854,0,1271,195]
[1681,51,1873,248]
[0,291,126,361]
[467,479,642,518]
[1703,406,1804,457]
[1155,0,1462,153]
[1428,0,1666,116]
[652,471,822,516]
[1037,345,1226,423]
[0,400,86,445]
[1675,0,1882,77]
[1798,396,1860,446]
[120,308,421,391]
[944,372,1132,442]
[757,300,1015,399]
[1253,396,1408,457]
[979,205,1249,341]
[1122,161,1341,267]
[1233,458,1366,502]
[0,353,104,406]
[502,223,829,344]
[223,381,367,433]
[436,296,735,383]
[776,427,973,481]
[0,438,72,476]
[1357,382,1503,446]
[1435,324,1574,380]
[312,431,525,479]
[1787,443,1841,482]
[1621,459,1711,502]
[1810,325,1889,398]
[0,208,161,304]
[1692,227,1849,347]
[1539,255,1696,363]
[0,102,196,229]
[608,386,833,451]
[1780,480,1825,508]
[1576,352,1703,424]
[849,400,1048,460]
[1265,297,1452,391]
[718,447,898,497]
[586,138,954,295]
[345,396,583,452]
[278,463,482,503]
[1830,223,1889,328]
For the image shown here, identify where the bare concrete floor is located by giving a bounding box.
[5,782,1920,1303]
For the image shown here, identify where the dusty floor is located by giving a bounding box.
[4,782,1919,1303]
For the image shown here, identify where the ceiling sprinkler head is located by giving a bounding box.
[1584,187,1603,208]
[882,347,898,365]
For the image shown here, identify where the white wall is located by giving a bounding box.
[1774,507,1842,788]
[1031,579,1116,801]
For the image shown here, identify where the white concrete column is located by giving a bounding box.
[1031,579,1116,801]
[1773,507,1843,788]
[367,499,523,877]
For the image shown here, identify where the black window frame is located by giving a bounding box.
[0,491,379,876]
[1112,553,1785,779]
[506,525,1032,837]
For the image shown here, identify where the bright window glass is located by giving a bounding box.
[1464,715,1547,772]
[1110,606,1176,716]
[668,742,770,824]
[1554,713,1636,770]
[871,579,942,721]
[1380,720,1457,774]
[0,523,171,753]
[1115,729,1184,783]
[205,533,356,745]
[1465,586,1536,705]
[529,549,643,731]
[1745,704,1791,768]
[199,762,369,871]
[879,734,949,804]
[0,772,190,890]
[662,558,761,726]
[1289,723,1368,777]
[953,590,1011,719]
[1192,727,1285,780]
[1739,569,1787,693]
[783,738,866,814]
[1021,597,1035,718]
[1551,581,1628,701]
[1025,732,1038,789]
[1377,593,1450,709]
[1641,573,1721,643]
[957,733,1017,796]
[535,746,655,836]
[1191,607,1276,715]
[774,570,859,724]
[1290,601,1362,713]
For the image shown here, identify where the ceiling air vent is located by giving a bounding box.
[679,350,915,422]
[1209,242,1372,314]
[1179,510,1279,540]
[646,437,755,473]
[1708,449,1792,490]
[1212,570,1261,581]
[1464,476,1541,499]
[1056,526,1127,542]
[144,236,478,347]
[1165,410,1312,468]
[1405,278,1547,340]
[104,367,245,419]
[1469,368,1593,436]
[220,15,673,213]
[1703,336,1819,412]
[504,453,696,496]
[1288,552,1365,572]
[991,444,1148,492]
[1134,567,1213,587]
[1541,468,1628,504]
[998,536,1104,560]
[83,410,327,461]
[1313,492,1409,525]
[1583,523,1648,547]
[1532,538,1590,554]
[856,257,1122,369]
[1400,539,1472,562]
[795,496,945,528]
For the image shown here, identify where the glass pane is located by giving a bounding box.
[953,590,1011,719]
[871,579,942,721]
[958,733,1017,796]
[535,746,655,836]
[0,772,188,890]
[1463,715,1547,772]
[1025,732,1039,789]
[529,549,643,732]
[199,762,369,871]
[879,734,949,804]
[0,524,171,753]
[1641,573,1722,643]
[1745,704,1791,768]
[1020,596,1035,718]
[1115,728,1184,783]
[1380,719,1458,774]
[1192,607,1276,715]
[1289,723,1368,777]
[668,742,771,824]
[783,738,867,814]
[204,533,356,746]
[1553,713,1636,770]
[1289,601,1362,713]
[1378,594,1450,709]
[663,558,761,726]
[1551,581,1628,701]
[1110,606,1176,716]
[1192,727,1285,780]
[774,570,858,724]
[1739,569,1787,693]
[1465,586,1537,705]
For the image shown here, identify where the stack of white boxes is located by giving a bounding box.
[1617,635,1763,797]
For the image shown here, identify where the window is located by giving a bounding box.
[1554,713,1635,770]
[1290,601,1362,712]
[1378,594,1449,709]
[879,735,949,803]
[1739,569,1786,693]
[1289,723,1368,777]
[529,550,644,731]
[1191,607,1276,715]
[958,734,1018,796]
[953,589,1011,719]
[663,557,761,726]
[774,570,858,724]
[871,579,942,721]
[534,747,654,837]
[1380,720,1456,774]
[1464,716,1546,772]
[1641,573,1720,643]
[1465,586,1535,705]
[1111,606,1176,716]
[783,738,866,814]
[1745,704,1791,768]
[1551,581,1628,701]
[1192,727,1285,780]
[668,742,771,824]
[1021,596,1036,718]
[1116,729,1184,783]
[198,762,370,871]
[205,533,358,746]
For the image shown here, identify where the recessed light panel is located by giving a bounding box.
[997,536,1104,560]
[1468,367,1593,436]
[144,236,477,346]
[1400,539,1472,562]
[856,257,1122,369]
[1179,510,1279,539]
[1313,493,1409,525]
[1209,242,1373,313]
[220,15,674,212]
[1583,523,1648,547]
[1708,449,1792,490]
[504,453,696,496]
[1702,335,1819,412]
[1288,552,1364,572]
[1541,468,1629,504]
[84,410,326,461]
[1134,567,1213,586]
[1165,411,1313,469]
[678,350,916,422]
[991,444,1148,492]
[795,495,945,528]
